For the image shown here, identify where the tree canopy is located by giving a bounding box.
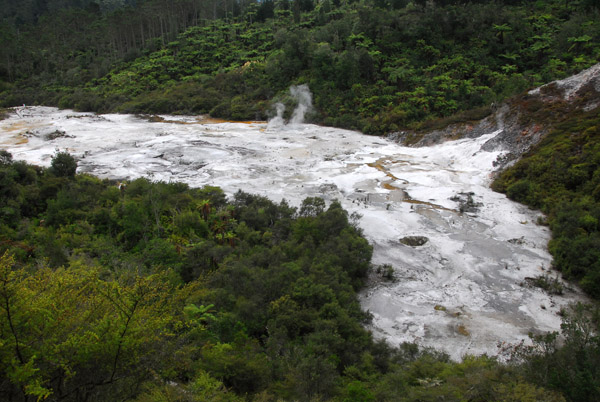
[0,0,598,133]
[2,0,600,399]
[0,154,591,401]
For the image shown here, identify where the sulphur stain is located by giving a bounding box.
[367,157,409,183]
[142,114,263,125]
[457,325,470,336]
[0,121,40,146]
[368,157,457,212]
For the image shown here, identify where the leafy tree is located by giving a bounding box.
[0,150,12,165]
[505,304,600,402]
[49,151,77,178]
[0,252,188,401]
[0,157,582,401]
[3,0,598,134]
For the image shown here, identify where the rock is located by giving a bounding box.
[400,236,429,247]
[319,183,338,193]
[388,63,600,172]
[529,63,600,109]
[508,237,525,245]
[44,129,71,140]
[450,192,482,214]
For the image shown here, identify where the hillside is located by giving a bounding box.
[386,62,600,301]
[1,0,599,135]
[491,64,600,299]
[1,1,600,400]
[1,66,600,400]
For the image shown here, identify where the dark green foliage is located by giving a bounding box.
[49,151,77,178]
[506,304,600,402]
[0,158,377,400]
[2,0,600,398]
[1,0,599,133]
[0,159,572,401]
[530,274,565,295]
[493,106,600,299]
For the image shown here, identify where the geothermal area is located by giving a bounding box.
[1,82,589,360]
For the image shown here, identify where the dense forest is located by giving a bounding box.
[2,0,600,400]
[0,0,599,134]
[0,152,598,401]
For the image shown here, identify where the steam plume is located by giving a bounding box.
[267,84,313,129]
[289,84,313,125]
[267,102,286,129]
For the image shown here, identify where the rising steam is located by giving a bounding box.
[268,102,286,128]
[267,84,313,129]
[289,84,313,125]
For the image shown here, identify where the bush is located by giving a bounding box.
[49,152,77,178]
[506,179,532,203]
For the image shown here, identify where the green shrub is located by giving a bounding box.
[49,152,77,178]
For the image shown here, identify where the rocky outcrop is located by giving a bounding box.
[389,63,600,170]
[528,62,600,110]
[387,114,497,147]
[478,103,548,169]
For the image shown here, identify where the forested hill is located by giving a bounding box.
[1,0,599,134]
[2,2,600,401]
